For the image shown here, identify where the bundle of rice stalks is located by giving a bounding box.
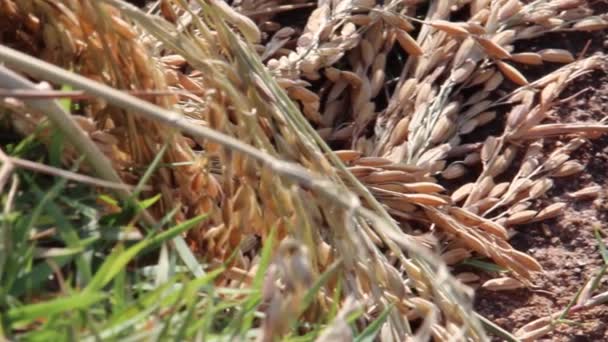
[0,0,606,340]
[249,0,608,284]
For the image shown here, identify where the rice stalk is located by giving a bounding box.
[1,0,607,339]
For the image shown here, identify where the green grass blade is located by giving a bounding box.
[327,277,343,323]
[58,84,73,112]
[476,313,520,342]
[236,226,277,336]
[85,214,206,292]
[8,292,106,325]
[171,234,205,278]
[594,229,607,264]
[253,226,276,288]
[299,259,342,315]
[353,304,392,342]
[137,194,161,211]
[48,130,64,168]
[461,258,507,273]
[131,143,167,199]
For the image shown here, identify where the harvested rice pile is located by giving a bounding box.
[0,0,607,340]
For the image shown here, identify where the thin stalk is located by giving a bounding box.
[3,153,140,191]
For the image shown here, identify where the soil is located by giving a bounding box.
[473,26,608,341]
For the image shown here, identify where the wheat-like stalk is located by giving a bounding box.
[1,0,607,340]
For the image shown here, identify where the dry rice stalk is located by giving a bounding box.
[2,0,608,339]
[101,0,492,338]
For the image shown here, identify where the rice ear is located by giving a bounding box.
[496,61,528,85]
[395,29,423,56]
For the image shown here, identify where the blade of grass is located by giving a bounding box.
[327,277,343,323]
[354,304,392,342]
[171,234,205,278]
[137,194,161,211]
[59,84,73,112]
[476,313,521,342]
[112,253,129,312]
[558,230,608,321]
[0,174,18,286]
[155,242,170,288]
[461,258,508,273]
[252,226,277,288]
[299,259,342,316]
[7,291,106,325]
[131,143,167,199]
[235,226,276,337]
[85,214,206,292]
[594,228,607,264]
[6,156,137,190]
